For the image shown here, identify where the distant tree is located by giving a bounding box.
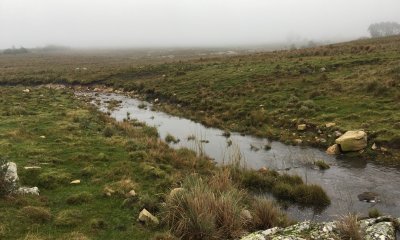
[2,46,29,54]
[368,22,400,38]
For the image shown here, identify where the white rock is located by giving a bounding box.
[16,187,39,195]
[24,166,41,170]
[138,208,159,225]
[126,190,136,197]
[335,130,367,152]
[70,180,80,184]
[4,162,19,183]
[325,122,336,128]
[297,124,307,131]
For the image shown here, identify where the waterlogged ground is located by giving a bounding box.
[81,91,400,221]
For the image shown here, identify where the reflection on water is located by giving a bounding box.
[78,92,400,221]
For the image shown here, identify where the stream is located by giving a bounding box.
[77,91,400,221]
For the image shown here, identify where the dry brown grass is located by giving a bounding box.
[19,206,52,223]
[337,213,363,240]
[164,173,247,239]
[251,197,290,230]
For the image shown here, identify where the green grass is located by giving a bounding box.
[0,87,214,239]
[1,37,399,163]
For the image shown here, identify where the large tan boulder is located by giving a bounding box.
[335,130,367,152]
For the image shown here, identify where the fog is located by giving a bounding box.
[1,0,400,49]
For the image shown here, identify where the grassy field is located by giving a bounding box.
[1,36,398,238]
[1,87,333,239]
[0,86,214,239]
[1,36,399,164]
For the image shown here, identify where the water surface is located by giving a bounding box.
[78,92,400,221]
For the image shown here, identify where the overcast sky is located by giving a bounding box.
[1,0,399,48]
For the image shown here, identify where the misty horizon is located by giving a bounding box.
[1,0,400,49]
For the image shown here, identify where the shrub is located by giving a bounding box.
[55,210,83,227]
[20,206,52,223]
[337,214,362,240]
[66,192,93,205]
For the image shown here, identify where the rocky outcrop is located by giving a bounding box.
[241,216,398,240]
[335,130,367,152]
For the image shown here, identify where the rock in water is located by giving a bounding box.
[326,144,341,155]
[137,209,159,225]
[335,130,367,152]
[358,192,379,203]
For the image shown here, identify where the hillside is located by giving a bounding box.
[1,37,399,163]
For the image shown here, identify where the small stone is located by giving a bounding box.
[334,131,342,137]
[40,136,46,139]
[371,143,377,150]
[70,180,80,184]
[380,147,388,152]
[297,124,307,131]
[138,208,159,225]
[24,166,41,170]
[326,144,340,155]
[126,190,137,197]
[294,139,303,144]
[22,89,30,93]
[325,122,336,128]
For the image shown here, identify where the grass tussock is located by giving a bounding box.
[232,168,330,207]
[337,213,363,240]
[20,206,52,223]
[251,197,290,230]
[66,192,93,205]
[314,160,330,170]
[165,133,180,144]
[163,170,288,239]
[55,210,83,227]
